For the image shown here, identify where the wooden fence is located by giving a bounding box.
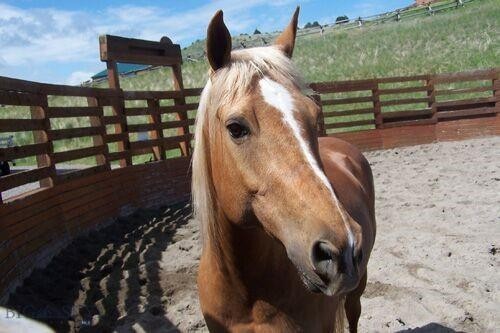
[0,67,499,302]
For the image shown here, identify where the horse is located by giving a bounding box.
[192,7,376,332]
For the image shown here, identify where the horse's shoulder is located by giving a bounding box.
[318,136,371,179]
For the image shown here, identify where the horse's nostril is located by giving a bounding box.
[311,241,339,279]
[312,241,335,262]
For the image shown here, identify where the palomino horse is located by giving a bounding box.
[192,7,376,332]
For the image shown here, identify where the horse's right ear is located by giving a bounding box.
[207,10,232,71]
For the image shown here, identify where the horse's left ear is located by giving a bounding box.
[275,6,300,58]
[207,10,232,71]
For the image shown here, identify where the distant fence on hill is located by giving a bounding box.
[102,0,475,72]
[0,66,498,302]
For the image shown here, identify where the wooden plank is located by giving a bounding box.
[434,97,496,108]
[382,118,437,128]
[0,90,45,106]
[309,79,376,93]
[102,115,124,125]
[0,143,49,161]
[376,74,430,84]
[161,119,195,129]
[147,98,165,161]
[127,123,157,133]
[331,129,382,151]
[433,68,497,84]
[171,63,191,156]
[53,145,107,164]
[322,96,374,106]
[380,97,430,107]
[183,88,203,96]
[46,107,103,118]
[99,34,182,66]
[30,101,55,188]
[0,167,51,192]
[323,108,374,118]
[0,75,120,98]
[435,115,500,141]
[379,85,430,94]
[382,109,432,119]
[123,90,183,100]
[159,103,199,114]
[372,83,382,128]
[0,119,45,132]
[130,138,162,151]
[104,132,129,143]
[324,119,374,129]
[1,172,117,228]
[437,107,496,119]
[56,165,108,183]
[163,134,193,145]
[125,107,151,116]
[435,85,493,96]
[427,78,437,122]
[48,127,102,140]
[102,61,131,167]
[108,150,131,162]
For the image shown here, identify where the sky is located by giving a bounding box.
[0,0,412,85]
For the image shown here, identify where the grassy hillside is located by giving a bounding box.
[105,0,499,91]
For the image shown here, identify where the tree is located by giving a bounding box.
[335,15,349,24]
[312,21,321,28]
[253,29,261,35]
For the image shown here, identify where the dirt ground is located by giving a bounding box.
[3,136,499,332]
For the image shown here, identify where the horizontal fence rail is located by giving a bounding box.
[0,67,498,303]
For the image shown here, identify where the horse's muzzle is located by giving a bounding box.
[307,240,362,296]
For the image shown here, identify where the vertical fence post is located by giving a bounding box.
[106,60,131,167]
[427,75,438,123]
[30,95,56,187]
[493,68,499,116]
[171,64,191,156]
[372,81,383,129]
[312,93,326,137]
[147,98,166,161]
[87,96,111,170]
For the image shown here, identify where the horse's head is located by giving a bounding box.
[193,8,363,297]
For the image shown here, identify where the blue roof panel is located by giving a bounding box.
[91,63,150,80]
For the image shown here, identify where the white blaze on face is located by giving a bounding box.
[259,77,355,248]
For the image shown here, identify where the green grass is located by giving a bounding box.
[2,0,499,165]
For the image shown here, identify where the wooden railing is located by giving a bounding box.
[1,68,499,203]
[0,67,498,302]
[0,69,499,202]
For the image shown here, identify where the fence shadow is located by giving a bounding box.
[396,322,465,333]
[6,201,192,333]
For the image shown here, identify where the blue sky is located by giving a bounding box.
[0,0,412,84]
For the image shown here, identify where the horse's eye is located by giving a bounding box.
[226,122,249,139]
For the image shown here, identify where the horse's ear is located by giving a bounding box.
[207,10,232,71]
[275,6,300,58]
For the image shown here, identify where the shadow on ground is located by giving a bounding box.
[397,322,466,332]
[6,201,192,332]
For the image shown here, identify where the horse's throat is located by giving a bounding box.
[203,213,300,298]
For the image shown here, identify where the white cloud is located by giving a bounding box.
[67,71,93,85]
[0,0,300,83]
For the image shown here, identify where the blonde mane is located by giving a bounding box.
[192,46,309,249]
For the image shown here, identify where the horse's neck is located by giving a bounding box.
[200,209,303,304]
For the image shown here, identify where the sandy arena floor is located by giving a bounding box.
[3,136,499,332]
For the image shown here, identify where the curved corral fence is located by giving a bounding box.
[0,36,498,303]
